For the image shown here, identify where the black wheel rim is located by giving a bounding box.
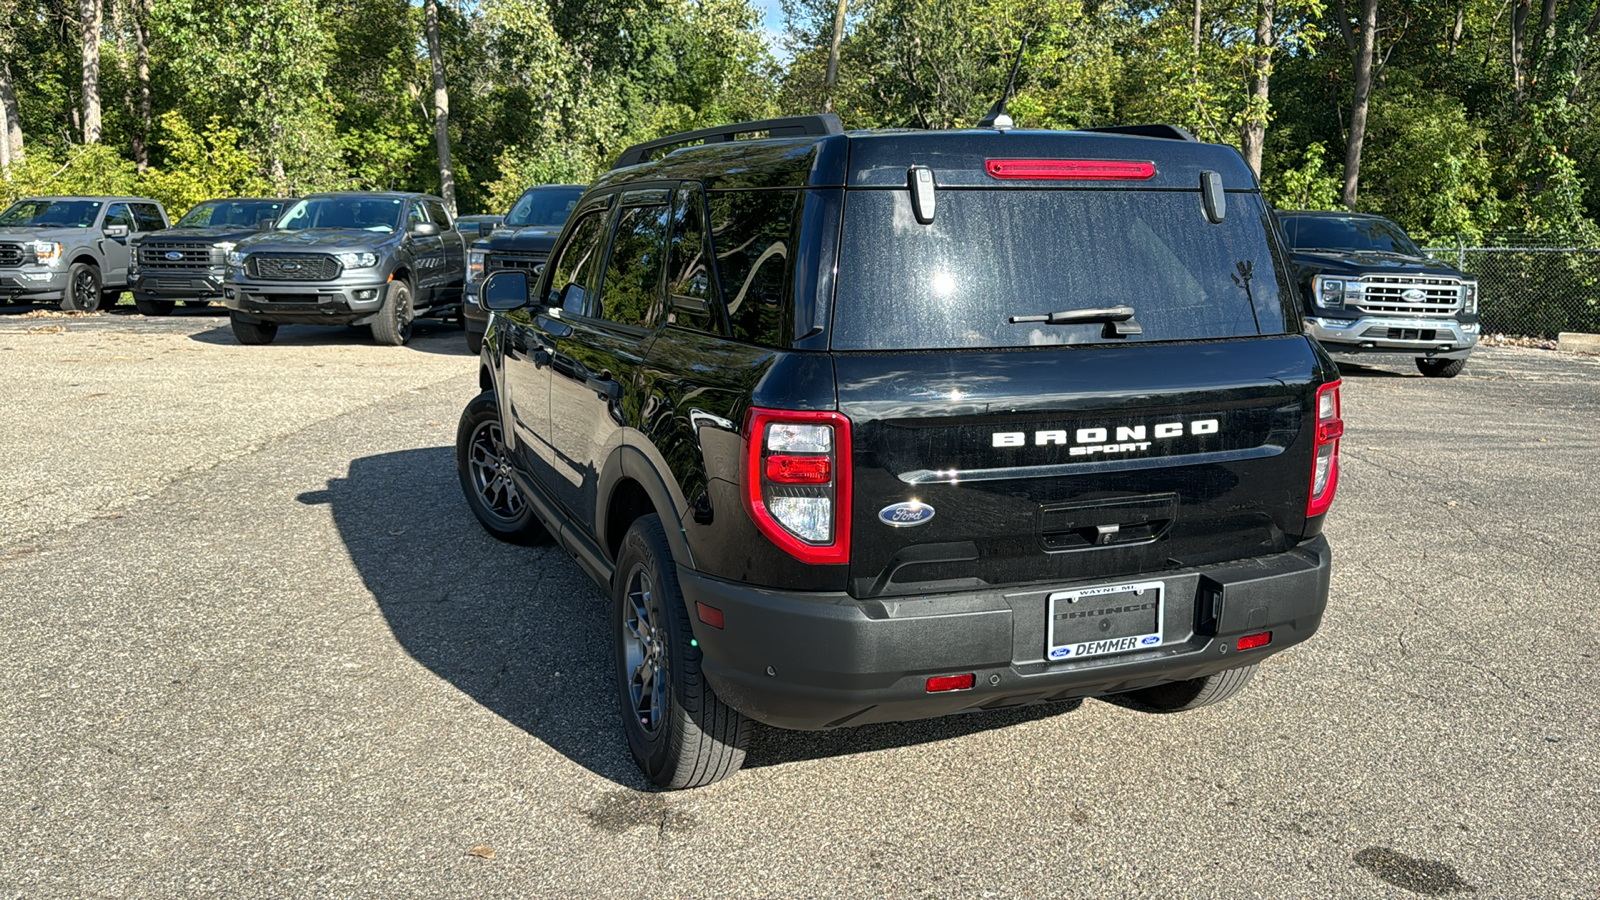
[622,564,667,737]
[74,272,97,308]
[396,289,413,338]
[468,419,524,523]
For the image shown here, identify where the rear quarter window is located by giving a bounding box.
[708,190,797,347]
[831,189,1291,351]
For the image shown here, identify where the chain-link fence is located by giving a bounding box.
[1424,234,1600,337]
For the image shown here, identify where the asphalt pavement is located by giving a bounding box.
[1,310,1596,898]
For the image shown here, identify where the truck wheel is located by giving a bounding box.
[456,391,548,545]
[614,514,750,789]
[371,280,413,346]
[135,297,176,316]
[61,263,102,312]
[1416,357,1466,378]
[1123,663,1259,712]
[466,329,483,355]
[229,312,278,345]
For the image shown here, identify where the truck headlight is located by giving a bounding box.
[31,241,63,266]
[1312,275,1344,309]
[468,250,485,284]
[337,251,379,268]
[228,250,248,267]
[1461,281,1478,314]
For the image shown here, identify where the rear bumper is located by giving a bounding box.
[1306,315,1478,358]
[683,535,1331,730]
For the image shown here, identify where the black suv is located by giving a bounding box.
[222,192,465,345]
[462,184,585,354]
[459,116,1341,788]
[130,197,286,316]
[1277,210,1478,378]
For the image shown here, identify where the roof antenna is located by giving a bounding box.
[977,33,1030,132]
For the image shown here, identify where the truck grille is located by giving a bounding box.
[1354,275,1461,317]
[487,252,547,276]
[139,241,218,270]
[248,254,341,281]
[0,243,24,268]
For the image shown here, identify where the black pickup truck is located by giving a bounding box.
[130,197,286,315]
[462,184,585,354]
[1277,210,1479,378]
[460,116,1341,788]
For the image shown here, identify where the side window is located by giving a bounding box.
[104,203,134,231]
[597,204,670,329]
[426,200,453,230]
[707,190,797,347]
[663,185,720,334]
[544,209,611,316]
[131,204,165,232]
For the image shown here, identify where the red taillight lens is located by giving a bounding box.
[1307,380,1343,517]
[743,408,852,565]
[926,673,976,693]
[1237,631,1272,651]
[985,159,1156,181]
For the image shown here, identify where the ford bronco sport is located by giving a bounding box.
[1277,210,1478,378]
[459,115,1341,788]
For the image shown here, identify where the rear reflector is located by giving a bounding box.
[926,673,976,693]
[986,159,1157,181]
[1237,631,1272,651]
[765,454,831,484]
[695,602,724,629]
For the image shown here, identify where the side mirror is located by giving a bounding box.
[482,270,530,311]
[410,221,441,238]
[104,224,130,239]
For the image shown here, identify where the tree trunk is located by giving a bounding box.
[80,0,101,144]
[1240,0,1274,178]
[0,59,20,170]
[824,0,848,114]
[1341,0,1378,210]
[424,0,456,216]
[1511,0,1528,107]
[133,0,151,171]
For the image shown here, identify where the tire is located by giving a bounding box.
[135,297,176,316]
[1416,357,1466,378]
[1122,663,1259,713]
[466,328,483,356]
[229,312,278,345]
[61,263,103,311]
[455,391,548,545]
[614,514,750,789]
[371,280,413,346]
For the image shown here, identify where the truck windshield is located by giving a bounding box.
[831,189,1291,351]
[504,188,583,227]
[0,200,102,228]
[1277,214,1421,256]
[178,200,285,228]
[275,197,402,232]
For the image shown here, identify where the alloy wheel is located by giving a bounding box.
[467,419,524,522]
[622,566,667,736]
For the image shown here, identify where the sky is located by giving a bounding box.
[754,0,787,57]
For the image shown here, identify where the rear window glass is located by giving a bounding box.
[831,190,1289,351]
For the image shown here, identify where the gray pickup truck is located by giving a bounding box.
[222,191,465,346]
[0,196,170,311]
[130,197,287,316]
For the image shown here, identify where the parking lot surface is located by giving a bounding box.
[1,311,1596,898]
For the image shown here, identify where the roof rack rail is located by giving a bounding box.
[610,115,845,170]
[1079,124,1198,142]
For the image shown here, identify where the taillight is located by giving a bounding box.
[1307,380,1343,517]
[985,159,1156,181]
[743,408,852,565]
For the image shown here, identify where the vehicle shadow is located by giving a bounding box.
[1331,359,1414,379]
[188,319,473,355]
[311,446,1081,790]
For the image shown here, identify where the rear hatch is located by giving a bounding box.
[829,145,1324,599]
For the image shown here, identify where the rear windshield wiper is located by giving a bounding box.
[1009,305,1143,338]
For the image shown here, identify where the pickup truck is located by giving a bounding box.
[0,195,170,311]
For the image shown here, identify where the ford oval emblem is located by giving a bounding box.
[1402,288,1427,301]
[164,251,184,261]
[879,501,935,527]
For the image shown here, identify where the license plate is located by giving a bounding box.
[1047,580,1164,661]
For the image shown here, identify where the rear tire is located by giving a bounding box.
[614,514,749,789]
[229,312,278,345]
[61,263,102,311]
[1416,357,1466,378]
[135,297,176,316]
[456,391,548,544]
[371,280,413,346]
[1123,663,1259,712]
